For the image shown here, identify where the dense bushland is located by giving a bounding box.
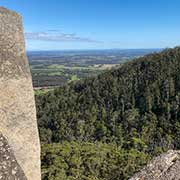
[37,47,180,179]
[41,142,149,180]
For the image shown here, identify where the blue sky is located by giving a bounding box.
[1,0,180,50]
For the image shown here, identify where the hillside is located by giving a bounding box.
[37,47,180,179]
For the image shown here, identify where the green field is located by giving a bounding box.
[28,49,160,88]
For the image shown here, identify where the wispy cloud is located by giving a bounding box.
[25,31,101,43]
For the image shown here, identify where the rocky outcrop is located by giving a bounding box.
[0,133,27,180]
[0,7,41,180]
[130,150,180,180]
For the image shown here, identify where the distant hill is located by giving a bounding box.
[37,47,180,179]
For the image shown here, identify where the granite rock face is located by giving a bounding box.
[0,133,27,180]
[0,7,41,180]
[130,150,180,180]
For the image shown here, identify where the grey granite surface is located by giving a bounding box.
[130,150,180,180]
[0,7,41,180]
[0,133,27,180]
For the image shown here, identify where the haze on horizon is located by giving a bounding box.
[1,0,180,50]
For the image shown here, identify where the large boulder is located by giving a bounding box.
[130,150,180,180]
[0,7,41,180]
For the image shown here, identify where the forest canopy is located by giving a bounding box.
[37,47,180,179]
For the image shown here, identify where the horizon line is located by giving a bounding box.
[26,48,163,52]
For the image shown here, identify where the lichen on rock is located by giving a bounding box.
[130,150,180,180]
[0,133,27,180]
[0,7,41,180]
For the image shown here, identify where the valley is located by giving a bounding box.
[36,47,180,179]
[28,49,160,88]
[1,1,180,180]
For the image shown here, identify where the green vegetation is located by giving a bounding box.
[41,142,149,180]
[29,49,157,87]
[36,48,180,179]
[31,64,107,87]
[69,75,79,82]
[34,88,54,95]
